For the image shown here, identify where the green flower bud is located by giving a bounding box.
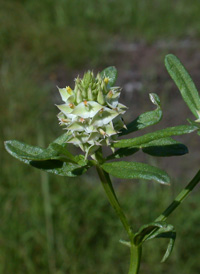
[87,87,94,101]
[80,86,87,99]
[76,89,82,104]
[97,90,105,105]
[101,81,108,94]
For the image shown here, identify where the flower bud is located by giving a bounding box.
[97,90,105,105]
[76,89,82,104]
[87,87,94,101]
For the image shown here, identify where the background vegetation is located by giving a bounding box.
[1,1,200,273]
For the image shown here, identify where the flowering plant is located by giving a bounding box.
[56,68,127,158]
[5,54,200,273]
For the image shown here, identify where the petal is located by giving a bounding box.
[57,112,70,125]
[85,145,99,158]
[118,102,128,109]
[56,104,73,115]
[104,124,118,136]
[91,107,119,127]
[117,103,128,113]
[106,91,120,108]
[87,132,102,144]
[72,101,103,118]
[67,133,89,145]
[113,116,126,130]
[67,122,85,132]
[58,87,74,102]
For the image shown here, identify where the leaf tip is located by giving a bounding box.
[165,53,176,63]
[4,140,11,152]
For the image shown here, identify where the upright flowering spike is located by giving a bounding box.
[56,69,127,157]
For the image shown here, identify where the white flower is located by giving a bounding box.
[56,71,127,157]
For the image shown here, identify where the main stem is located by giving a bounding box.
[96,165,142,274]
[96,163,200,273]
[128,244,142,274]
[96,165,132,237]
[156,169,200,222]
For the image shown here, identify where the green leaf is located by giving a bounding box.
[142,137,188,157]
[4,140,89,177]
[30,160,88,177]
[74,154,89,166]
[106,138,187,160]
[119,93,162,136]
[106,147,139,160]
[114,125,197,148]
[101,161,170,185]
[156,232,176,263]
[51,132,72,145]
[165,54,200,119]
[5,140,70,162]
[134,221,176,262]
[100,66,117,87]
[48,143,75,162]
[5,140,45,162]
[107,127,190,160]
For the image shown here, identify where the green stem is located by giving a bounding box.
[156,169,200,222]
[128,244,142,274]
[96,165,133,238]
[96,164,143,273]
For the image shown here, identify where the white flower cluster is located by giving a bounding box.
[56,71,127,157]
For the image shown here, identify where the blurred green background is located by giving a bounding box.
[1,1,200,273]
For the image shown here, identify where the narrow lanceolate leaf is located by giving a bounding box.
[100,66,117,87]
[142,137,188,157]
[107,138,187,160]
[101,161,170,185]
[114,125,197,148]
[4,140,89,177]
[5,140,45,162]
[5,140,71,162]
[165,54,200,119]
[119,93,162,136]
[29,160,88,177]
[134,221,176,262]
[106,147,139,160]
